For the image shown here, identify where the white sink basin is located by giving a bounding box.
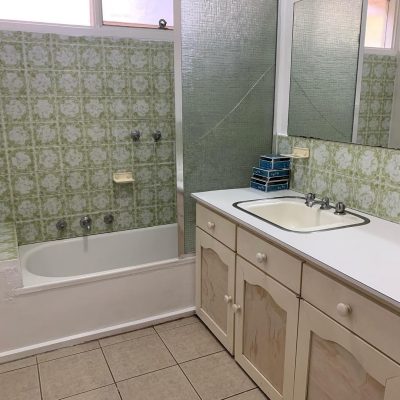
[234,197,369,232]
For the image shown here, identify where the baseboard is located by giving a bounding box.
[0,306,196,363]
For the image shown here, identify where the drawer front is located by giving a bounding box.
[237,228,302,293]
[196,204,236,250]
[302,264,400,364]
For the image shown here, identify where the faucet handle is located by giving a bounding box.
[305,193,316,205]
[334,202,346,215]
[320,197,330,210]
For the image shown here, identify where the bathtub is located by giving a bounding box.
[0,224,195,362]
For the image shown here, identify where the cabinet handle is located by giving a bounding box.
[232,304,241,313]
[224,295,232,304]
[207,221,215,230]
[336,303,352,317]
[256,252,267,263]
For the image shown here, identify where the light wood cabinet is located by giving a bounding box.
[195,203,400,400]
[294,301,400,400]
[234,256,299,400]
[195,227,235,353]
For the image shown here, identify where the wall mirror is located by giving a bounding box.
[288,0,400,149]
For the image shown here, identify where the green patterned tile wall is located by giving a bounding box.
[357,54,397,147]
[0,30,176,245]
[277,135,400,223]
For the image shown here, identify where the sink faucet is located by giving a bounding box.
[305,193,330,209]
[80,216,92,232]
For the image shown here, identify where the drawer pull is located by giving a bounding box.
[207,221,215,230]
[337,303,352,317]
[224,295,232,304]
[232,304,241,313]
[256,252,267,263]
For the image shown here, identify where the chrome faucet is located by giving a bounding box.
[80,216,92,232]
[305,193,330,209]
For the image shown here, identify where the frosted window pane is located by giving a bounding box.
[365,0,389,48]
[102,0,174,27]
[0,0,91,26]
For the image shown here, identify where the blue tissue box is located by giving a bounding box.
[250,178,289,192]
[252,167,290,179]
[259,155,291,170]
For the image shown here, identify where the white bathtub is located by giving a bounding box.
[0,224,195,362]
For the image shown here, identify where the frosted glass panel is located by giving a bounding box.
[102,0,174,27]
[288,0,363,143]
[182,0,277,252]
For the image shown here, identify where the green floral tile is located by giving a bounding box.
[376,185,400,223]
[114,210,135,231]
[0,31,22,43]
[136,187,156,207]
[153,96,173,119]
[152,121,175,141]
[309,140,334,171]
[35,146,61,171]
[5,124,32,148]
[136,206,156,227]
[109,121,132,142]
[133,143,155,164]
[0,175,10,200]
[0,200,13,222]
[0,222,18,261]
[329,142,356,175]
[23,32,51,43]
[80,71,105,95]
[0,42,24,69]
[131,98,151,118]
[156,142,175,163]
[156,185,176,204]
[107,97,130,119]
[90,191,112,211]
[308,169,331,198]
[28,70,55,95]
[131,73,152,96]
[104,46,128,70]
[290,165,310,194]
[83,97,106,120]
[25,42,51,69]
[30,97,56,121]
[127,47,150,72]
[85,122,109,144]
[42,217,71,241]
[382,149,400,187]
[40,196,65,218]
[52,44,78,70]
[88,169,112,191]
[64,170,88,192]
[90,212,114,235]
[157,204,176,225]
[16,221,43,244]
[111,144,133,169]
[33,123,59,146]
[87,145,110,167]
[0,69,26,95]
[78,46,104,70]
[3,98,28,122]
[353,146,383,181]
[152,73,173,96]
[55,71,80,95]
[65,192,91,214]
[150,47,173,72]
[38,171,63,194]
[329,174,353,204]
[11,174,37,197]
[135,165,156,185]
[156,164,175,184]
[62,146,87,169]
[59,123,85,145]
[8,148,34,173]
[14,197,41,221]
[113,185,135,210]
[351,179,379,214]
[57,97,82,120]
[105,72,129,96]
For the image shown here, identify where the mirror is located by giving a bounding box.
[288,0,400,149]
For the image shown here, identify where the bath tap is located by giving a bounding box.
[80,216,92,232]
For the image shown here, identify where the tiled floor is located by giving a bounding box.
[0,316,267,400]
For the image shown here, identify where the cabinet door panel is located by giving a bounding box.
[294,301,400,400]
[196,228,235,353]
[235,256,299,400]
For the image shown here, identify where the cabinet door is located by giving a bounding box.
[294,301,400,400]
[235,256,299,400]
[195,227,235,353]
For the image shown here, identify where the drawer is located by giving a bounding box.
[196,204,236,250]
[302,264,400,364]
[237,227,302,293]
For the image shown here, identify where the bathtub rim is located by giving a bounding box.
[16,255,195,296]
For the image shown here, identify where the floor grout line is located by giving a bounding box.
[36,359,44,400]
[37,345,101,365]
[56,383,118,400]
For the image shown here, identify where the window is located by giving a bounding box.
[365,0,397,48]
[102,0,174,29]
[0,0,91,26]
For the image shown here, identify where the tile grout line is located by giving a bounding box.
[56,383,117,400]
[36,357,44,400]
[98,346,124,400]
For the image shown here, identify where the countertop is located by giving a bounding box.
[192,188,400,311]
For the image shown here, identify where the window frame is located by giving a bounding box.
[364,0,400,55]
[0,0,174,41]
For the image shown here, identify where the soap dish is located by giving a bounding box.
[113,171,134,184]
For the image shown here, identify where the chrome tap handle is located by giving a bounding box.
[152,130,162,142]
[131,130,141,141]
[80,216,92,231]
[103,213,114,225]
[305,193,316,206]
[334,202,346,215]
[320,197,330,210]
[56,219,67,231]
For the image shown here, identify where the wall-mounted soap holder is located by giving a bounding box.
[113,171,135,184]
[281,147,310,159]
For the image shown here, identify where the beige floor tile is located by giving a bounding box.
[37,341,99,363]
[158,322,223,362]
[61,385,120,400]
[118,365,200,400]
[154,315,199,333]
[0,356,37,374]
[99,326,155,347]
[181,352,256,400]
[102,334,176,382]
[228,389,267,400]
[0,365,41,400]
[39,349,113,400]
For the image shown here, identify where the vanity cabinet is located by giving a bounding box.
[294,301,400,400]
[195,202,400,400]
[195,227,235,353]
[235,256,299,400]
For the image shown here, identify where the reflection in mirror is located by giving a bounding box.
[288,0,400,149]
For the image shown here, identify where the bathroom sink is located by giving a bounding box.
[233,197,370,232]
